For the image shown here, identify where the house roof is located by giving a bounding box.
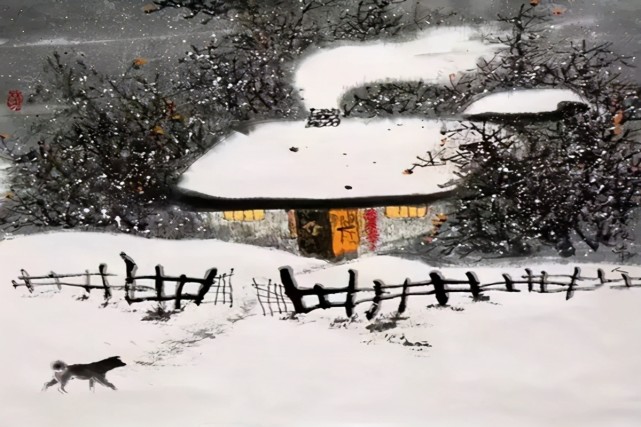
[177,118,460,203]
[294,26,500,109]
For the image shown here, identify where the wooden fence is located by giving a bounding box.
[120,252,233,310]
[251,278,291,316]
[252,266,641,320]
[12,254,233,310]
[12,264,116,301]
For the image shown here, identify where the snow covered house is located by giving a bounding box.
[176,87,589,260]
[176,20,589,261]
[174,26,505,260]
[177,118,457,260]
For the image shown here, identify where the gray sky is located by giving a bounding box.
[0,0,639,94]
[0,0,638,138]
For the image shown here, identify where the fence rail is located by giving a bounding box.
[12,264,116,300]
[253,266,641,320]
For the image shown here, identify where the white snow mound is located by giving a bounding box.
[295,25,501,109]
[464,88,587,115]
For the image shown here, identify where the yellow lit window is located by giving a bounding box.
[223,210,266,221]
[384,205,427,218]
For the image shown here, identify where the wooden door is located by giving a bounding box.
[295,210,333,259]
[329,209,360,258]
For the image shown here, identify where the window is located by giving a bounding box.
[384,205,427,218]
[223,210,265,221]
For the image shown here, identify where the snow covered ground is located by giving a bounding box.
[179,118,459,199]
[2,232,641,426]
[294,26,500,109]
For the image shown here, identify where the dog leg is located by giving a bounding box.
[58,374,70,393]
[89,378,95,392]
[42,378,58,392]
[95,375,117,390]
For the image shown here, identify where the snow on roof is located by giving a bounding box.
[294,26,501,110]
[178,118,459,199]
[463,89,587,115]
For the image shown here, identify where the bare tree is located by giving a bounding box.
[0,53,219,235]
[416,4,641,259]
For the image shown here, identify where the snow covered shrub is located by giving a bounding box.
[432,5,641,259]
[341,81,471,118]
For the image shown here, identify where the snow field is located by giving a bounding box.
[1,233,641,427]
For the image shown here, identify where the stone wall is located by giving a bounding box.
[206,210,298,253]
[207,203,451,257]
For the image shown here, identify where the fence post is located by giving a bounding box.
[84,269,92,294]
[154,265,165,305]
[98,263,112,301]
[539,270,548,293]
[565,267,580,301]
[228,268,234,307]
[622,273,632,288]
[195,268,217,306]
[365,280,384,320]
[49,271,62,291]
[271,280,281,315]
[525,268,533,292]
[502,273,515,292]
[466,271,481,300]
[278,280,289,313]
[253,279,267,316]
[175,274,187,310]
[429,271,449,306]
[344,269,357,318]
[279,266,307,314]
[213,271,222,305]
[397,278,410,314]
[19,269,34,293]
[266,280,275,315]
[120,252,137,304]
[314,284,330,309]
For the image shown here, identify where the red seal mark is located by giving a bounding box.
[7,90,23,112]
[363,209,379,251]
